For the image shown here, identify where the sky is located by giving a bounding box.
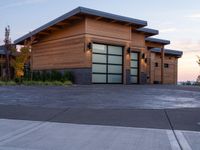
[0,0,200,81]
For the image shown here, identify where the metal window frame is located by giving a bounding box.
[130,52,139,84]
[92,43,124,84]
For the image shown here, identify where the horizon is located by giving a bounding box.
[0,0,199,82]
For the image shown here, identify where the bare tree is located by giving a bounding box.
[4,25,12,81]
[197,56,200,66]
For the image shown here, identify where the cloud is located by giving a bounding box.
[0,0,48,9]
[159,28,177,33]
[186,13,200,19]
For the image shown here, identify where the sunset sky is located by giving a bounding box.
[0,0,199,81]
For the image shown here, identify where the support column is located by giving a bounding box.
[161,47,165,84]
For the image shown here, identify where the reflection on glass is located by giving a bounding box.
[108,65,122,73]
[93,44,107,53]
[108,75,122,83]
[92,54,106,63]
[108,56,122,64]
[92,74,106,83]
[92,64,107,73]
[108,46,122,55]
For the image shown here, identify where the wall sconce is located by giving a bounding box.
[145,58,147,63]
[127,48,131,54]
[86,42,92,52]
[142,53,145,59]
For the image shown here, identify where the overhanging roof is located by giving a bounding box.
[14,7,147,44]
[150,48,183,57]
[135,28,159,37]
[145,37,170,45]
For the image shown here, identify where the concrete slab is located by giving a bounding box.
[51,108,171,130]
[0,105,67,121]
[166,108,200,131]
[0,119,174,150]
[179,130,200,150]
[0,85,200,109]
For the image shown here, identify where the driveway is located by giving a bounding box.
[0,85,199,109]
[0,85,200,150]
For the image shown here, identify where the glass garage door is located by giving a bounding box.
[130,52,139,84]
[92,43,123,84]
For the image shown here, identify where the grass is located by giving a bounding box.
[0,80,72,86]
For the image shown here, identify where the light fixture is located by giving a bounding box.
[142,53,145,59]
[127,48,131,54]
[87,42,92,51]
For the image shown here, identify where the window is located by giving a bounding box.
[155,62,158,67]
[164,63,169,68]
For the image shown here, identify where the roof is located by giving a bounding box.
[14,7,147,44]
[0,45,6,55]
[145,37,170,45]
[150,48,183,57]
[0,45,16,56]
[135,28,159,37]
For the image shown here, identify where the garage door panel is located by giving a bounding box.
[92,74,107,83]
[92,64,107,73]
[92,43,123,84]
[108,75,122,83]
[108,56,122,64]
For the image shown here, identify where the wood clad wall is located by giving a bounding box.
[32,36,87,70]
[150,52,178,84]
[85,17,131,41]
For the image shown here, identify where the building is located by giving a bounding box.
[0,45,15,80]
[14,7,183,84]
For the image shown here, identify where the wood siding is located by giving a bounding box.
[150,53,178,84]
[32,36,88,70]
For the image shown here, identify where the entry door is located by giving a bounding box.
[130,52,139,84]
[92,43,123,84]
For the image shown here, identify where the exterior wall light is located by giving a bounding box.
[142,53,145,59]
[87,42,92,51]
[127,48,131,54]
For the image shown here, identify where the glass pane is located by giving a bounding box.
[108,55,122,64]
[131,76,138,83]
[131,53,138,60]
[131,61,138,68]
[93,44,106,53]
[92,54,106,63]
[131,69,138,75]
[108,46,122,55]
[108,75,122,83]
[108,65,122,74]
[92,64,106,73]
[92,74,106,83]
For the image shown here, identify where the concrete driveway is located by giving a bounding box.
[0,85,200,150]
[0,85,199,109]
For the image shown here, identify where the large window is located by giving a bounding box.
[92,43,123,83]
[130,52,139,84]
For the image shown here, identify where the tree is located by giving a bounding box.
[11,45,30,80]
[4,25,12,80]
[197,56,200,85]
[197,56,200,66]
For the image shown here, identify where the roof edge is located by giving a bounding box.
[145,37,170,45]
[14,7,148,45]
[150,48,183,57]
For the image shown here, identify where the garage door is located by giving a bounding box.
[130,52,139,84]
[92,43,123,84]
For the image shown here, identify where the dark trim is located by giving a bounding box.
[130,51,140,84]
[145,38,170,45]
[135,28,159,36]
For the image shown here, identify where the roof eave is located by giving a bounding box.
[14,7,148,45]
[145,38,170,45]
